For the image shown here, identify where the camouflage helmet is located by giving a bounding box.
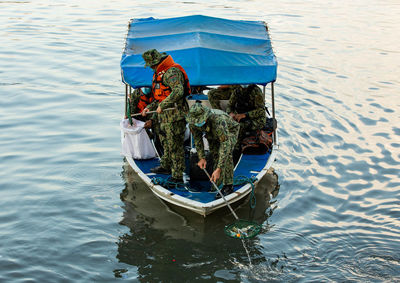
[186,101,211,126]
[142,49,167,67]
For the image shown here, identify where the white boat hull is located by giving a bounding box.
[123,139,278,217]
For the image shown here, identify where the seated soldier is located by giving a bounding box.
[129,87,153,129]
[226,84,267,144]
[129,87,163,149]
[190,86,208,95]
[207,85,241,110]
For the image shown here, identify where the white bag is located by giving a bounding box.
[120,118,157,160]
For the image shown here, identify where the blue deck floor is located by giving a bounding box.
[133,151,270,204]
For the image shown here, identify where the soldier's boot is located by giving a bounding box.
[167,177,184,189]
[215,184,234,199]
[150,166,171,175]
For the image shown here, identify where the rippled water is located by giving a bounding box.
[1,0,399,282]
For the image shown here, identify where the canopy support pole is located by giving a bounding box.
[124,84,133,118]
[271,82,276,145]
[125,84,128,118]
[262,85,266,101]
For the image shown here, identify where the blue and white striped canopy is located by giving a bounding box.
[120,15,277,87]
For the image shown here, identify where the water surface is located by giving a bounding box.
[0,0,399,282]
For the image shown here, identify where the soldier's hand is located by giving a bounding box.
[144,120,152,128]
[211,168,221,183]
[197,158,207,169]
[229,112,235,119]
[141,108,150,117]
[156,106,162,114]
[236,113,246,122]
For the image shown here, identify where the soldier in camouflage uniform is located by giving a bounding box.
[187,102,239,198]
[129,87,151,114]
[128,87,164,146]
[226,84,266,144]
[141,49,190,186]
[207,85,241,110]
[128,87,153,124]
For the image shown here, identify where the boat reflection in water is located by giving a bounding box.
[115,161,280,280]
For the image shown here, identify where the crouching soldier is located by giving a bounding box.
[207,85,241,110]
[226,84,266,144]
[186,102,239,199]
[129,87,154,127]
[128,86,167,151]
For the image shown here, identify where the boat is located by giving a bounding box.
[120,15,278,217]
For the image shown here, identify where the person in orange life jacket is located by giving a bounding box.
[128,87,153,128]
[141,49,190,186]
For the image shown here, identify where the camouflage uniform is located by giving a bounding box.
[128,88,152,120]
[128,88,160,141]
[226,84,266,142]
[128,88,141,115]
[188,104,239,187]
[143,49,188,180]
[207,85,241,110]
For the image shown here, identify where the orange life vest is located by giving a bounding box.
[152,55,191,102]
[136,90,154,113]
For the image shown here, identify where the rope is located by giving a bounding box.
[233,175,257,209]
[151,177,187,191]
[151,175,257,205]
[151,177,204,193]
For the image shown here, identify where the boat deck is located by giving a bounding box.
[134,151,270,204]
